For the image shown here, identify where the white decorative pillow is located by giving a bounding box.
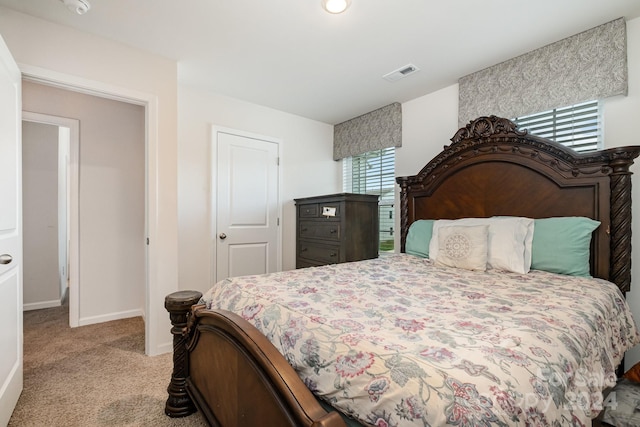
[434,225,489,271]
[429,217,534,274]
[494,216,535,271]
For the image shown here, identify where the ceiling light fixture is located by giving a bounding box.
[60,0,91,15]
[321,0,351,14]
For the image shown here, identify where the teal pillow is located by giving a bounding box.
[405,220,434,258]
[530,217,601,277]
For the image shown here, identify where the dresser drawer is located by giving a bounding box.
[299,204,319,217]
[299,221,341,241]
[298,203,342,218]
[297,241,341,264]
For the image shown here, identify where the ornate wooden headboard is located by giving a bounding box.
[396,116,640,292]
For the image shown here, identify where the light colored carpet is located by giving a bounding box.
[8,305,208,427]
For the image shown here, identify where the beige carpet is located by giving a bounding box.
[8,305,208,426]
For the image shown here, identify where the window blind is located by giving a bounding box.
[512,101,601,152]
[343,147,395,251]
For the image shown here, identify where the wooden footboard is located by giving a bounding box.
[165,291,346,427]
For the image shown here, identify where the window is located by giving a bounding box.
[343,147,395,252]
[512,101,601,152]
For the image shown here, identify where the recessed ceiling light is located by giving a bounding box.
[321,0,351,14]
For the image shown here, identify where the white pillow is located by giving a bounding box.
[434,224,489,271]
[429,217,534,274]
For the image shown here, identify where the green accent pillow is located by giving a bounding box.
[405,220,434,258]
[531,217,601,277]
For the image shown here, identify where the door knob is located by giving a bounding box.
[0,254,13,265]
[219,233,227,240]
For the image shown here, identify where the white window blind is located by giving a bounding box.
[512,101,602,152]
[343,147,395,251]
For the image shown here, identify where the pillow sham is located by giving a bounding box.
[530,217,600,277]
[429,217,534,274]
[491,216,535,271]
[405,219,435,258]
[434,224,489,271]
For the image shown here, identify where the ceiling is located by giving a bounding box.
[2,0,640,125]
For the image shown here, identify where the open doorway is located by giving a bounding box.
[22,80,146,335]
[21,112,79,325]
[18,65,168,356]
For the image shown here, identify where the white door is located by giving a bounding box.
[214,128,280,282]
[0,35,22,425]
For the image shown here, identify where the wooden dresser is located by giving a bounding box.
[295,193,379,268]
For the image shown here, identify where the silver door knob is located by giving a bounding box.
[0,254,13,265]
[219,233,227,240]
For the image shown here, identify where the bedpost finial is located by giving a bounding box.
[451,116,526,145]
[165,290,202,418]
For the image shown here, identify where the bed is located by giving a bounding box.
[165,115,640,426]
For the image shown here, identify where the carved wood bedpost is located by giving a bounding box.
[165,290,202,418]
[397,176,409,253]
[608,148,640,293]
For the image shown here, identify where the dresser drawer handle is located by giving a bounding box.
[301,227,308,232]
[330,252,337,257]
[301,247,308,252]
[330,229,337,234]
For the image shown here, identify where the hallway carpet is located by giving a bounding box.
[8,305,207,426]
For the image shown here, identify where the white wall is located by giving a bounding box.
[178,85,338,293]
[0,7,178,355]
[396,16,640,369]
[398,85,460,178]
[22,121,60,309]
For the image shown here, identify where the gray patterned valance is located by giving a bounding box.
[333,102,402,160]
[458,18,627,127]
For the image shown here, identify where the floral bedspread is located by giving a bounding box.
[201,254,640,427]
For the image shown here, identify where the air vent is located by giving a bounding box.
[382,63,420,82]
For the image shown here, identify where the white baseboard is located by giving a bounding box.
[78,308,143,327]
[23,299,62,311]
[156,341,173,355]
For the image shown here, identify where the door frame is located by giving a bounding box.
[19,65,158,354]
[210,125,283,284]
[21,112,79,325]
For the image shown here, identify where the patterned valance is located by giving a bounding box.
[458,18,627,127]
[333,102,402,160]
